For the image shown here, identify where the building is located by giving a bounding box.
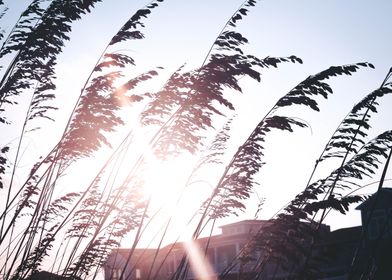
[104,219,332,280]
[104,188,392,280]
[104,220,270,280]
[356,188,392,279]
[315,225,367,279]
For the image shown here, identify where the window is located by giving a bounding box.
[388,208,392,236]
[135,268,141,279]
[112,269,122,280]
[207,247,215,265]
[367,209,390,240]
[166,260,175,274]
[217,244,237,272]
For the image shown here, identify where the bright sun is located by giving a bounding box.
[140,153,215,238]
[142,157,190,204]
[142,155,209,207]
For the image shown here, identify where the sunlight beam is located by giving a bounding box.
[183,240,217,280]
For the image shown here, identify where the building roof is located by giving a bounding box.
[356,188,392,210]
[323,226,362,244]
[219,219,269,229]
[26,271,75,280]
[108,248,158,262]
[108,220,269,258]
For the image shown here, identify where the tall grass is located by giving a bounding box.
[0,1,391,279]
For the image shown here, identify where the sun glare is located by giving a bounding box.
[138,150,217,241]
[142,157,189,204]
[141,154,207,214]
[184,239,217,280]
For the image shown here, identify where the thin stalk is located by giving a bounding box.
[61,136,132,275]
[1,86,36,273]
[145,168,199,280]
[0,79,35,239]
[19,162,64,280]
[64,138,136,277]
[0,0,53,108]
[4,163,57,279]
[3,82,60,276]
[191,94,280,240]
[118,197,151,280]
[295,70,392,278]
[17,132,133,278]
[0,0,51,56]
[348,147,392,279]
[199,0,258,68]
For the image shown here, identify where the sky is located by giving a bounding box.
[1,0,392,277]
[46,0,392,226]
